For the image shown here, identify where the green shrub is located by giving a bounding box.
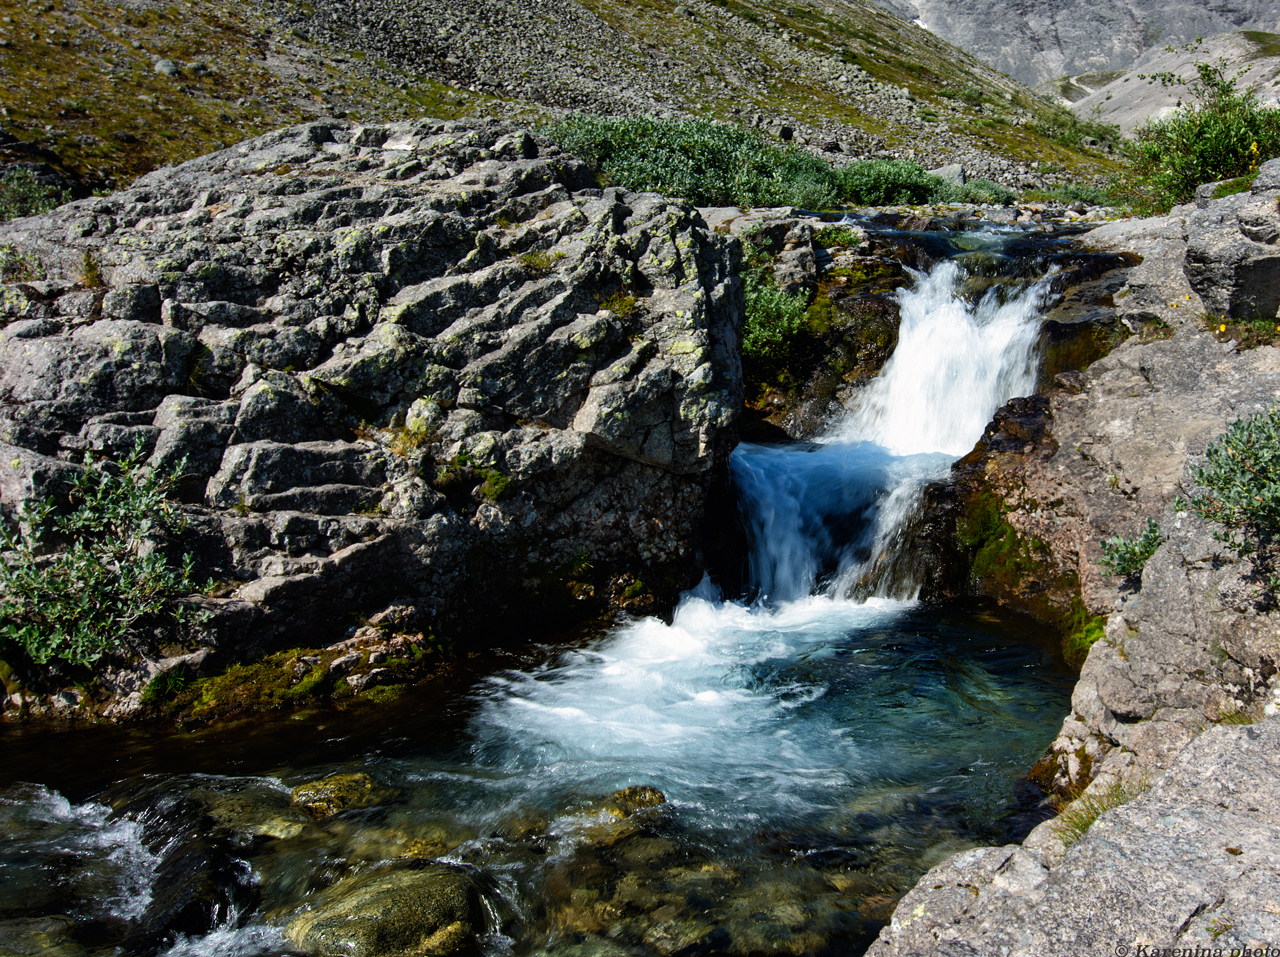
[742,272,808,358]
[835,159,940,205]
[936,177,1017,205]
[542,114,840,208]
[1183,407,1280,577]
[0,442,200,666]
[1113,59,1280,214]
[544,114,1020,210]
[0,167,68,223]
[1098,518,1163,576]
[1022,183,1112,206]
[813,225,859,249]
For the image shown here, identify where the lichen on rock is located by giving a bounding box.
[0,118,745,716]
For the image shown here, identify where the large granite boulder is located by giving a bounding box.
[0,119,744,671]
[1185,161,1280,321]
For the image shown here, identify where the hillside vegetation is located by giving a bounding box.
[0,0,1116,190]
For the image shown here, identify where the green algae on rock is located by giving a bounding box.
[285,864,480,957]
[291,772,399,818]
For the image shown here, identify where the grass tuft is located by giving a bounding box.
[1054,777,1149,846]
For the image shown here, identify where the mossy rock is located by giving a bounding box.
[291,772,399,818]
[285,864,480,957]
[602,785,666,818]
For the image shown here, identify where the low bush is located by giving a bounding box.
[544,115,1017,209]
[0,442,200,666]
[835,158,939,205]
[1098,518,1163,577]
[1183,406,1280,585]
[1113,58,1280,214]
[937,177,1017,205]
[542,115,840,208]
[1022,183,1112,206]
[741,272,808,358]
[0,167,68,223]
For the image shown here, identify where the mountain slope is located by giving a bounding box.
[1058,30,1280,133]
[0,0,1115,190]
[872,0,1280,88]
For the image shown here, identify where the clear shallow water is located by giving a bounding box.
[0,228,1075,957]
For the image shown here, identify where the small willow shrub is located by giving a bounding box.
[0,443,199,666]
[543,115,1016,210]
[0,168,68,223]
[1114,59,1280,213]
[742,272,808,358]
[1099,518,1163,577]
[835,159,938,205]
[542,115,840,208]
[1184,407,1280,579]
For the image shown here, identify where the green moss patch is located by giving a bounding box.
[153,635,446,725]
[954,491,1090,666]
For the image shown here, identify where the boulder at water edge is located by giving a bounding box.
[0,119,744,678]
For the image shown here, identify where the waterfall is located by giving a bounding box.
[0,234,1074,957]
[735,256,1046,602]
[469,248,1051,825]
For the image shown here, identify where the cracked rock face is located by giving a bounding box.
[867,718,1280,957]
[0,118,743,654]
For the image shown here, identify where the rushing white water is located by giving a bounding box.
[469,252,1051,828]
[0,239,1070,957]
[0,783,160,921]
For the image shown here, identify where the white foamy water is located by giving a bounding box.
[470,253,1050,826]
[0,783,160,921]
[829,258,1044,456]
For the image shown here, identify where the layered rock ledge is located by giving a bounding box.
[0,119,743,714]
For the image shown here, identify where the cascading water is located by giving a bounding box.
[0,226,1079,957]
[468,238,1053,831]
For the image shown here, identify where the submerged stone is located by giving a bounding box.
[285,864,479,957]
[602,785,666,817]
[290,772,398,817]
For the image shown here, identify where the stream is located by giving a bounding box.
[0,222,1088,957]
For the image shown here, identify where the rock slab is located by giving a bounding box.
[868,718,1280,957]
[0,118,744,688]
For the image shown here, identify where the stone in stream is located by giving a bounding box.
[291,772,398,817]
[285,864,480,957]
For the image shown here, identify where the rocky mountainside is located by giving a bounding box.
[0,0,1113,195]
[1053,30,1280,133]
[0,118,744,716]
[874,0,1280,88]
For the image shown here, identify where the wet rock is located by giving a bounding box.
[601,785,666,817]
[284,864,481,957]
[291,772,398,817]
[0,916,92,957]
